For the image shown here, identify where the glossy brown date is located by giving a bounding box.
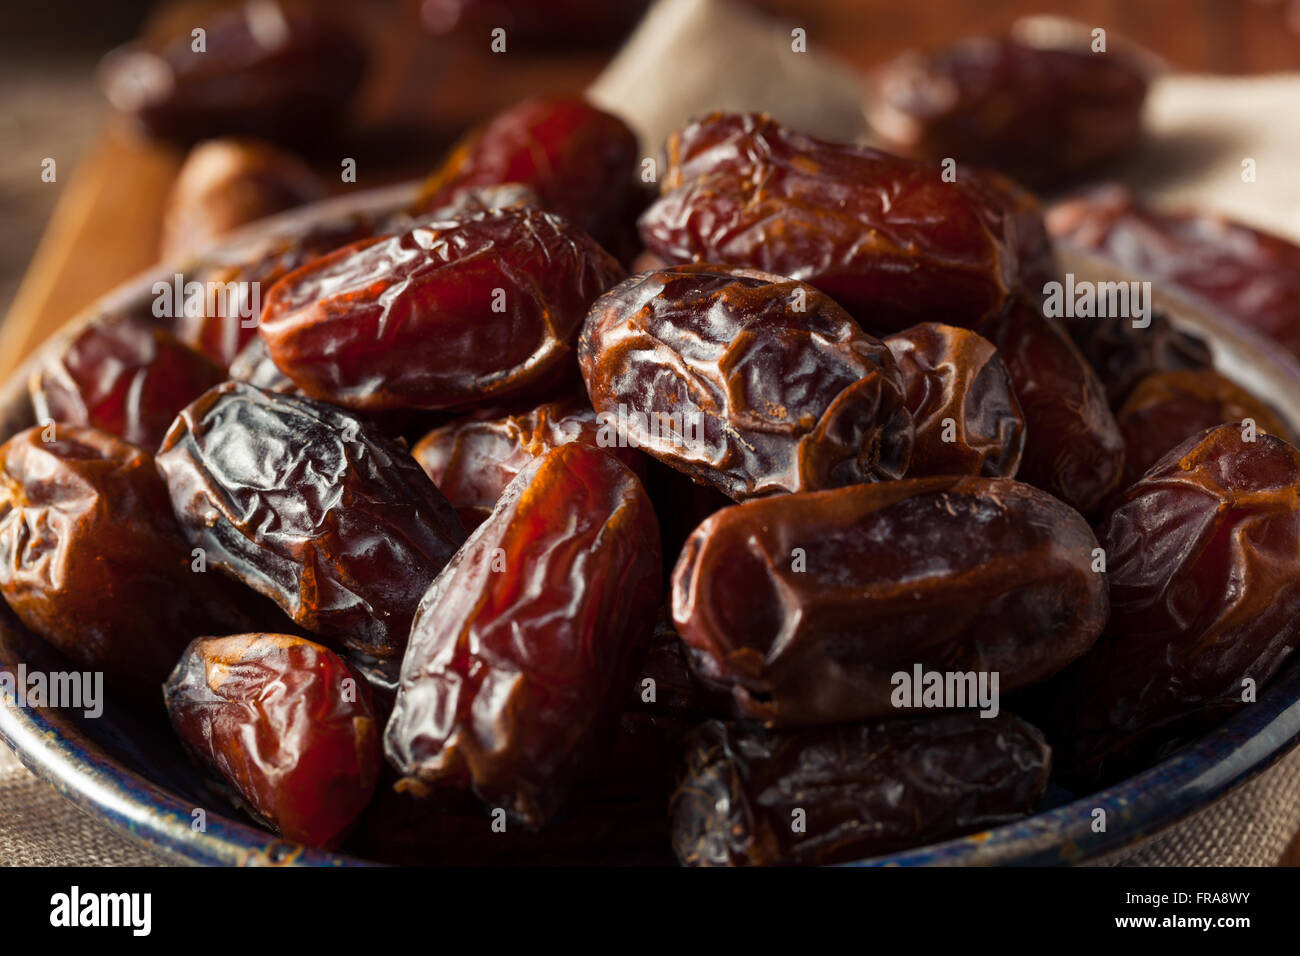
[0,425,255,696]
[979,294,1125,514]
[671,714,1050,866]
[409,96,640,249]
[1114,369,1292,490]
[884,322,1024,478]
[866,35,1148,187]
[156,382,466,659]
[411,396,642,530]
[579,264,913,500]
[99,1,366,148]
[259,206,625,411]
[1048,185,1300,355]
[384,443,661,827]
[1065,311,1213,408]
[671,476,1108,727]
[1059,424,1300,785]
[30,314,225,451]
[165,633,380,849]
[637,113,1019,332]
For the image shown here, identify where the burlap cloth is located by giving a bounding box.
[3,0,1299,865]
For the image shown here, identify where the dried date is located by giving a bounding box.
[579,264,913,500]
[1065,311,1213,408]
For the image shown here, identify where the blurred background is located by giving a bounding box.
[3,0,1300,378]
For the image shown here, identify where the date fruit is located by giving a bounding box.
[156,382,466,658]
[0,425,253,696]
[671,476,1108,727]
[384,443,661,827]
[31,314,225,451]
[165,633,380,849]
[671,714,1050,866]
[884,322,1024,477]
[1059,424,1300,785]
[580,265,913,500]
[1065,311,1213,408]
[259,206,625,410]
[637,112,1019,332]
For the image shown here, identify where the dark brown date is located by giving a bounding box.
[1059,424,1300,785]
[884,322,1024,477]
[637,113,1019,332]
[156,382,466,659]
[384,443,661,827]
[1065,311,1214,408]
[0,425,255,696]
[671,476,1108,727]
[979,293,1125,514]
[411,396,642,530]
[30,314,225,451]
[866,35,1148,188]
[671,714,1050,866]
[1114,369,1293,492]
[99,1,366,148]
[410,96,640,249]
[1048,185,1300,355]
[419,0,649,48]
[259,206,625,411]
[160,137,324,261]
[227,335,301,395]
[579,264,913,500]
[165,633,380,849]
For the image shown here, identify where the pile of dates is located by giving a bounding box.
[4,88,1300,867]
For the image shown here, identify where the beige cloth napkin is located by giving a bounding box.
[4,0,1300,866]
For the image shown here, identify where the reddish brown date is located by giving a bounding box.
[866,36,1148,187]
[979,294,1125,514]
[99,1,366,148]
[0,425,255,696]
[411,397,642,530]
[1059,424,1300,785]
[884,322,1024,478]
[30,314,225,451]
[1048,185,1300,355]
[164,633,380,849]
[1065,311,1213,408]
[410,96,640,249]
[160,137,325,262]
[637,113,1019,332]
[671,714,1050,866]
[580,265,913,500]
[1114,369,1293,494]
[156,382,466,659]
[671,476,1108,727]
[384,443,661,827]
[259,206,625,411]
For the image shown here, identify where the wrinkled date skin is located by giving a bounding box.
[0,425,255,697]
[866,36,1148,188]
[1048,185,1300,355]
[164,633,380,849]
[176,213,375,369]
[160,137,325,262]
[671,714,1050,866]
[99,1,366,148]
[156,382,466,658]
[409,96,639,250]
[884,322,1024,477]
[30,314,225,451]
[637,113,1019,332]
[259,206,625,411]
[980,294,1125,514]
[385,443,661,827]
[1060,425,1300,786]
[671,476,1108,727]
[580,265,914,500]
[1066,311,1213,408]
[1115,369,1293,490]
[411,397,643,530]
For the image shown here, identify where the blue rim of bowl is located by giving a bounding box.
[2,185,1299,866]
